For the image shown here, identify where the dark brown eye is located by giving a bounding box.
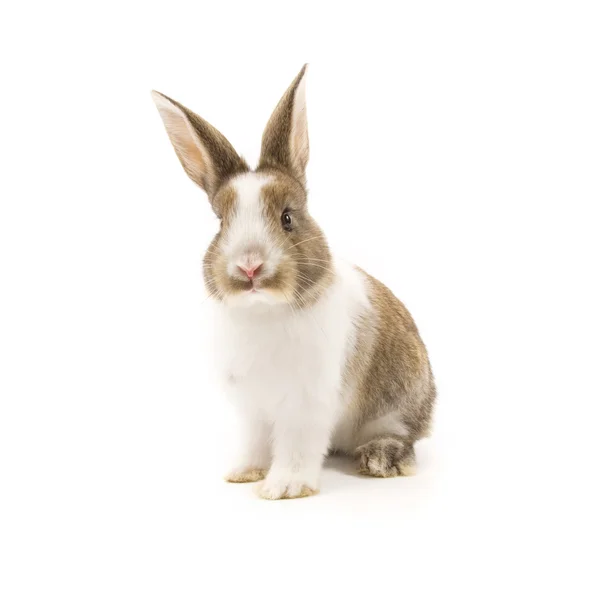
[281,210,293,231]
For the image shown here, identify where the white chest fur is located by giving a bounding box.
[211,260,369,420]
[209,260,370,499]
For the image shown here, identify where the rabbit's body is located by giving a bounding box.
[212,256,366,497]
[211,214,434,498]
[152,66,435,499]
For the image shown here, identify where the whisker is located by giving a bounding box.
[203,249,222,258]
[291,289,306,310]
[294,272,331,294]
[199,288,222,305]
[294,262,337,276]
[294,284,319,305]
[285,234,327,251]
[295,276,332,304]
[292,283,330,342]
[290,250,331,261]
[281,289,300,318]
[294,255,331,263]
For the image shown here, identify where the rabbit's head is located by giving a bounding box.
[152,66,332,308]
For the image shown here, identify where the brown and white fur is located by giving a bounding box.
[152,65,436,500]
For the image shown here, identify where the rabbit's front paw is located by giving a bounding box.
[255,471,318,500]
[225,468,267,483]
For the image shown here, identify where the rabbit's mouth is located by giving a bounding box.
[219,267,298,307]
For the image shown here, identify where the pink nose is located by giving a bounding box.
[237,262,263,279]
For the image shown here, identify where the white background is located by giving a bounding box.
[1,1,599,598]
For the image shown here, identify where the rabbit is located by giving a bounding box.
[151,65,436,500]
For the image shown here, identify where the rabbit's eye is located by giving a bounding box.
[281,210,293,231]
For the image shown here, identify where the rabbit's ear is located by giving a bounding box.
[259,65,309,185]
[151,91,248,198]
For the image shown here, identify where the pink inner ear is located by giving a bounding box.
[157,102,213,187]
[290,73,309,175]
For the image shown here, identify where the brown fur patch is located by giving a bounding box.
[259,170,334,307]
[343,269,436,448]
[258,65,308,185]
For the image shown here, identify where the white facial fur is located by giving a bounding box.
[219,173,285,307]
